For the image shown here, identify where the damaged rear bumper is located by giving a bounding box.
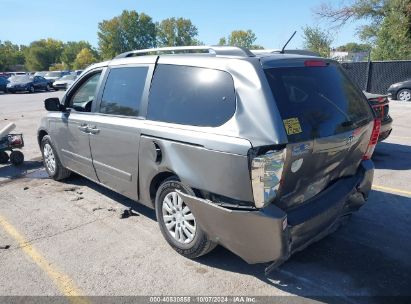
[178,160,374,269]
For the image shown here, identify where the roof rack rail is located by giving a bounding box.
[114,46,255,59]
[250,49,320,57]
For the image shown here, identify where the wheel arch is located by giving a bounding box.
[37,129,48,147]
[149,171,179,206]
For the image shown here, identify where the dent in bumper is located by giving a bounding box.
[178,191,290,264]
[178,160,374,266]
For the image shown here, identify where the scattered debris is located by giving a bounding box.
[70,196,84,201]
[0,245,10,249]
[92,207,104,212]
[119,207,138,219]
[23,186,29,190]
[107,207,116,212]
[64,186,80,192]
[76,191,83,195]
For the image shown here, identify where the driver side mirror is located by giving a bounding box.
[44,97,64,112]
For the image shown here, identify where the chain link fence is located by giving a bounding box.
[341,60,411,94]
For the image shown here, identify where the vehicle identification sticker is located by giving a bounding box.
[283,118,302,135]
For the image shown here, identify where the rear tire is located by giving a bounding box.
[41,135,71,180]
[397,89,411,102]
[155,176,217,259]
[9,151,24,166]
[0,151,9,164]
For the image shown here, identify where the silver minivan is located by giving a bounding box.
[38,46,378,271]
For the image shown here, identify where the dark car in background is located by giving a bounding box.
[387,79,411,101]
[364,92,392,141]
[6,75,51,93]
[0,77,9,92]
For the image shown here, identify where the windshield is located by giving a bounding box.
[60,75,76,80]
[265,64,373,142]
[45,72,61,78]
[34,72,47,77]
[11,75,32,82]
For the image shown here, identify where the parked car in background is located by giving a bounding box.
[387,79,411,101]
[34,71,48,77]
[74,70,83,76]
[38,46,377,270]
[44,71,70,86]
[6,75,51,93]
[363,92,393,141]
[0,77,9,92]
[53,74,77,90]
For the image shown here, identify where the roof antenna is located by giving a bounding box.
[280,31,297,54]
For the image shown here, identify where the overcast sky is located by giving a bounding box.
[0,0,365,49]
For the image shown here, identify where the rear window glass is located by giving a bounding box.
[265,65,373,141]
[147,65,236,127]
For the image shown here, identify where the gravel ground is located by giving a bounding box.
[0,91,410,302]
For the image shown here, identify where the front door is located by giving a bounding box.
[52,71,103,181]
[88,65,152,200]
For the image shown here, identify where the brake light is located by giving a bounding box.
[304,60,327,67]
[250,149,286,208]
[362,119,381,160]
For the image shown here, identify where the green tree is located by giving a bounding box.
[218,30,259,48]
[0,41,25,71]
[156,17,199,46]
[302,26,333,57]
[372,0,411,59]
[24,38,64,71]
[336,42,372,52]
[98,10,156,59]
[73,48,97,69]
[315,0,411,59]
[61,41,97,69]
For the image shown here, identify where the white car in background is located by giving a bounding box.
[52,74,77,90]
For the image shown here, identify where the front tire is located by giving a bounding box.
[155,176,216,259]
[41,135,71,180]
[28,85,35,94]
[397,89,411,101]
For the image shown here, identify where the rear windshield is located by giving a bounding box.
[265,64,373,142]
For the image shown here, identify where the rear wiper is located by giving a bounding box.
[317,93,351,122]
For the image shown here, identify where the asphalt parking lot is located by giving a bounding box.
[0,91,410,302]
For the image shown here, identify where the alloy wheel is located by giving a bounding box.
[162,191,196,244]
[43,143,56,174]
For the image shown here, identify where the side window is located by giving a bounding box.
[147,65,236,127]
[69,72,102,112]
[99,67,148,117]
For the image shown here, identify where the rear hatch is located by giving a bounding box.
[264,59,375,211]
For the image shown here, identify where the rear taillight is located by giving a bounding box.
[250,149,286,208]
[304,60,328,67]
[362,119,381,160]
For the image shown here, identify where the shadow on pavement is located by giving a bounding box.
[195,190,411,300]
[373,142,411,170]
[63,174,157,221]
[0,159,43,182]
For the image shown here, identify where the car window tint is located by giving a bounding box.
[69,72,102,112]
[265,65,373,141]
[99,67,148,117]
[147,65,236,127]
